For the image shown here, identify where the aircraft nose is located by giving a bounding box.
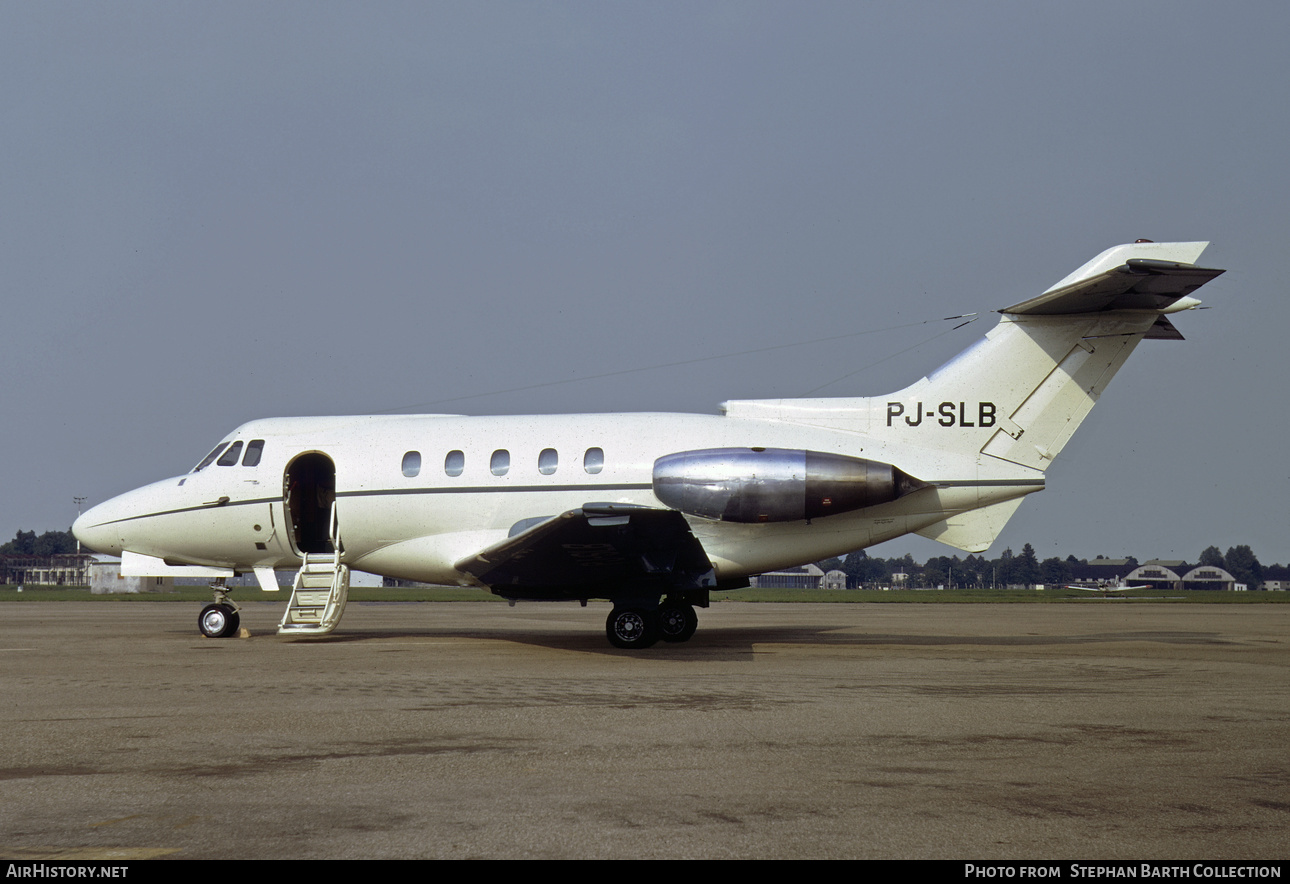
[73,500,123,555]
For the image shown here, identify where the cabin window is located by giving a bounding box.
[538,448,558,475]
[193,443,228,472]
[402,451,421,477]
[242,440,265,467]
[490,449,510,476]
[584,447,604,474]
[216,441,244,466]
[445,450,465,477]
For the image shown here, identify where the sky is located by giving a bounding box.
[3,2,1287,565]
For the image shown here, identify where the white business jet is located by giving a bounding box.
[1066,579,1151,596]
[73,241,1223,648]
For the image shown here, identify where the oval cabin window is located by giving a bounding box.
[444,450,465,477]
[402,451,421,478]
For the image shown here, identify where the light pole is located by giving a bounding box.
[74,497,86,556]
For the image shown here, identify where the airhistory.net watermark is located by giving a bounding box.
[6,866,128,878]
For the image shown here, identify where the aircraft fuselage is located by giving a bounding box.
[75,411,1035,589]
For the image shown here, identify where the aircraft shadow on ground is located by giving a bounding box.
[257,624,1229,657]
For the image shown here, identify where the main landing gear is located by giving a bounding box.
[198,577,240,638]
[605,599,699,650]
[658,600,698,643]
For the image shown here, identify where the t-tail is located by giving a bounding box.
[722,241,1224,551]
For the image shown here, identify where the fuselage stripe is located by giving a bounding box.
[90,495,284,527]
[336,483,655,498]
[85,480,1038,528]
[86,484,656,527]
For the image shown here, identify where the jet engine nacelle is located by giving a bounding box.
[652,447,923,523]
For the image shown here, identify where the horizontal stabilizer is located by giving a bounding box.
[1004,258,1223,316]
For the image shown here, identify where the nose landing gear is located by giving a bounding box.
[199,603,240,638]
[198,578,241,638]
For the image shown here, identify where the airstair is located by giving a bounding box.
[278,503,349,635]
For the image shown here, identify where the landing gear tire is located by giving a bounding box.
[199,603,240,638]
[658,602,698,643]
[606,607,659,650]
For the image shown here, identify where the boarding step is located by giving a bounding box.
[278,552,349,636]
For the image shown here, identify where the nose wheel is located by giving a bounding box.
[198,603,240,638]
[198,577,240,638]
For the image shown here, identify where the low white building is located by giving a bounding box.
[750,563,826,589]
[88,556,174,594]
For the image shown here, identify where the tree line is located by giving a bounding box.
[815,543,1280,590]
[0,529,77,557]
[0,528,1281,590]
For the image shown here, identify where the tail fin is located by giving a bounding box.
[722,241,1223,552]
[959,240,1221,471]
[726,241,1222,470]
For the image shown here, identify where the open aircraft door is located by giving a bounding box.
[283,452,338,556]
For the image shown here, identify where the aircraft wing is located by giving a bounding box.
[454,504,716,601]
[1003,259,1224,316]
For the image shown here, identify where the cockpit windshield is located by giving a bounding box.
[193,443,230,472]
[216,441,244,466]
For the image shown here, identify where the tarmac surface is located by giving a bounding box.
[1,599,1287,860]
